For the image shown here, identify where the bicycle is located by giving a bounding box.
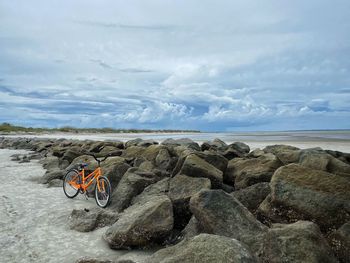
[63,152,118,208]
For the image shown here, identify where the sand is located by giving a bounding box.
[0,149,151,263]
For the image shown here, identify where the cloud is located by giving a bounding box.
[0,0,349,130]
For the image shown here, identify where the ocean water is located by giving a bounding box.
[3,130,350,152]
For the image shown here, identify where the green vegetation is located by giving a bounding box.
[0,123,200,134]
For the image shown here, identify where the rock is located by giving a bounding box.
[69,208,119,232]
[46,179,63,188]
[190,189,267,254]
[145,234,257,263]
[131,178,169,205]
[168,174,211,228]
[181,216,203,240]
[155,148,175,171]
[138,160,155,172]
[101,157,131,189]
[125,138,158,148]
[231,182,271,212]
[121,146,146,159]
[201,138,228,151]
[263,144,301,164]
[162,138,200,151]
[326,150,350,165]
[227,154,282,189]
[104,195,173,249]
[259,164,350,230]
[141,145,168,162]
[262,221,337,263]
[76,257,114,263]
[179,154,223,188]
[247,148,265,158]
[39,169,64,184]
[109,168,162,212]
[62,146,85,163]
[329,222,350,262]
[194,151,228,172]
[221,142,250,160]
[40,156,60,171]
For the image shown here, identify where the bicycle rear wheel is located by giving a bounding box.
[63,169,80,198]
[95,176,111,208]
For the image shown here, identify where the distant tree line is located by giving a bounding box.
[0,123,200,134]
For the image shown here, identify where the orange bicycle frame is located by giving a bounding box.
[69,167,102,192]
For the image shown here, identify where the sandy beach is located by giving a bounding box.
[0,149,150,263]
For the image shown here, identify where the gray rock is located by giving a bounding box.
[145,233,257,263]
[69,207,119,232]
[262,221,338,263]
[190,189,267,255]
[231,182,270,212]
[40,169,64,184]
[76,257,114,263]
[131,178,169,205]
[263,144,301,164]
[227,154,282,189]
[104,195,173,249]
[46,179,63,188]
[169,174,211,228]
[194,151,228,172]
[258,164,350,230]
[179,154,223,188]
[162,138,200,151]
[180,216,203,240]
[109,168,161,212]
[329,222,350,262]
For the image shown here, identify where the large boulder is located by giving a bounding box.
[109,168,162,212]
[145,234,257,263]
[231,182,270,212]
[258,164,350,230]
[201,138,228,151]
[263,144,301,164]
[161,138,200,151]
[193,151,228,172]
[40,156,60,171]
[121,146,146,159]
[180,216,203,240]
[179,154,223,188]
[39,170,64,184]
[104,195,173,249]
[131,178,170,205]
[299,149,350,177]
[329,222,350,262]
[168,174,211,228]
[226,154,282,189]
[125,138,158,148]
[221,142,250,160]
[69,207,119,232]
[101,157,130,189]
[155,148,177,171]
[189,189,267,254]
[262,221,337,263]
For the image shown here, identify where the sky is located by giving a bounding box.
[0,0,350,131]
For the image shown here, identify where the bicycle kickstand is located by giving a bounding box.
[83,191,89,200]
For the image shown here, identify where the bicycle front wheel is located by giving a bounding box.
[95,176,111,208]
[63,169,80,198]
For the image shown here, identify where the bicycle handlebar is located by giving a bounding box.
[83,150,122,164]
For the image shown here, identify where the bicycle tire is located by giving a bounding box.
[63,169,80,198]
[95,176,111,208]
